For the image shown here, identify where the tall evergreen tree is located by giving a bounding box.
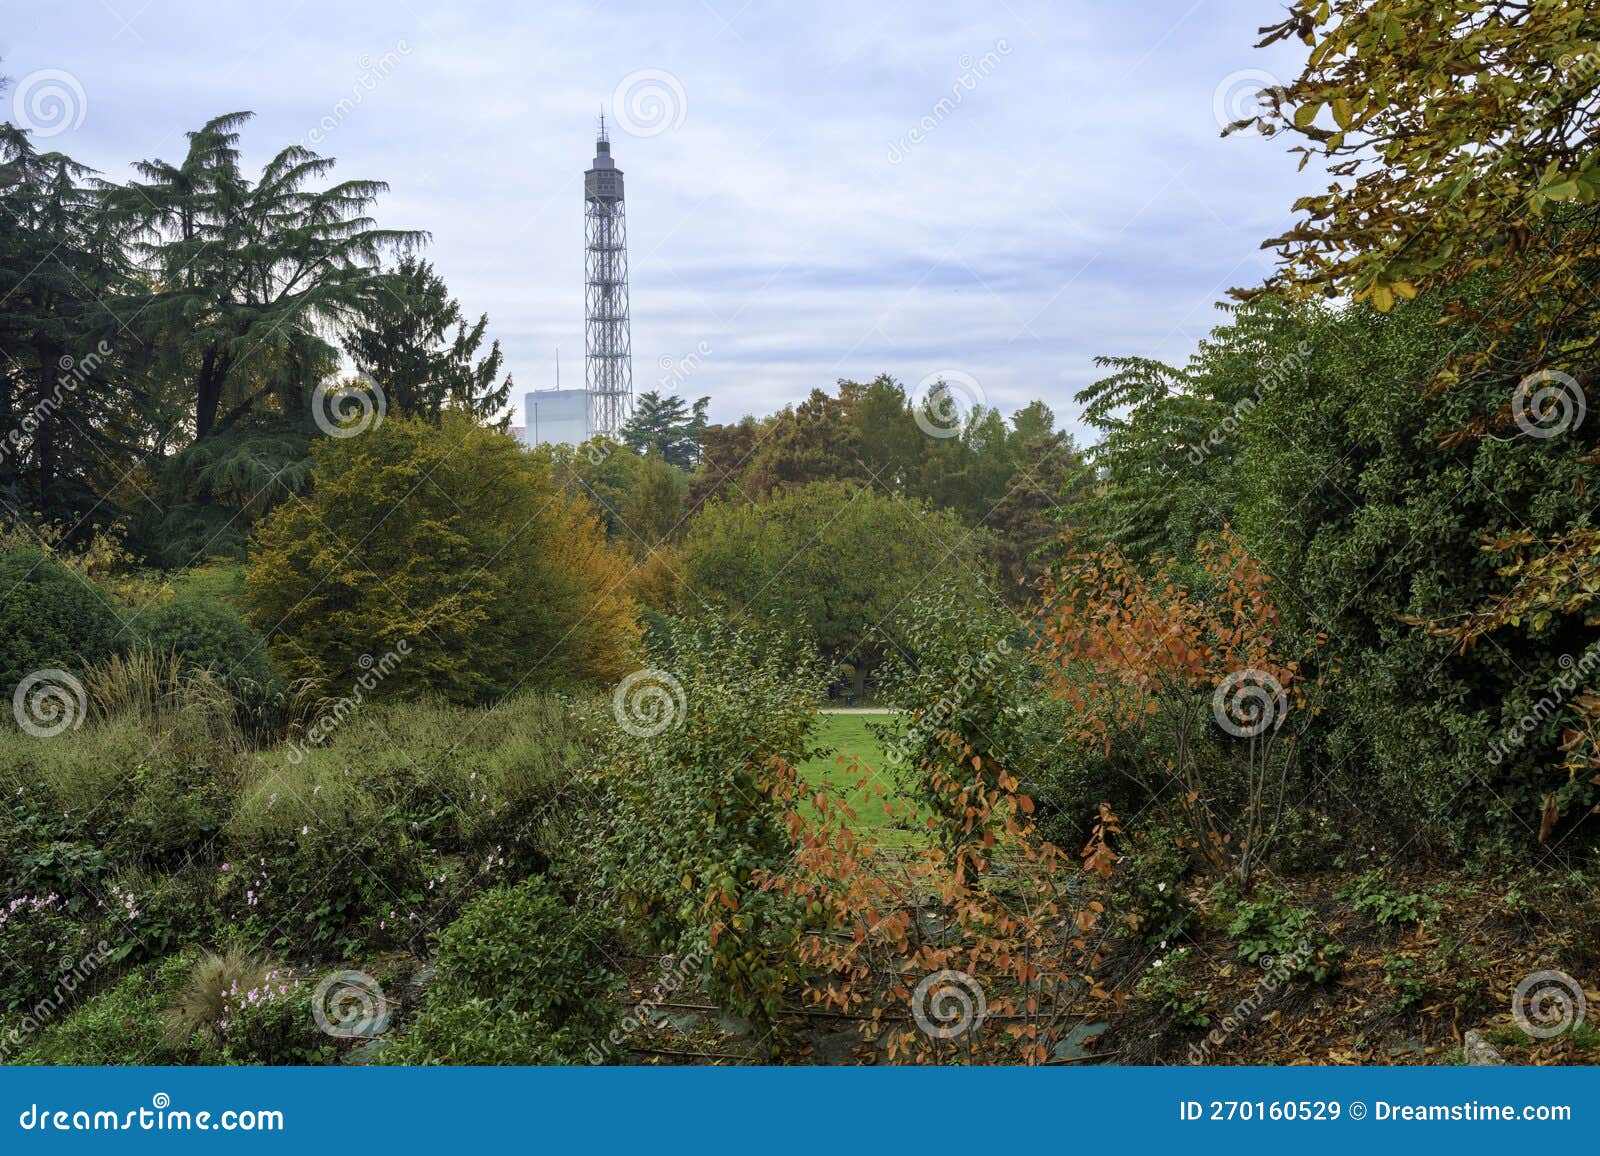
[342,256,511,428]
[0,122,154,527]
[109,112,424,442]
[618,390,708,469]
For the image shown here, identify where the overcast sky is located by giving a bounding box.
[1,0,1314,438]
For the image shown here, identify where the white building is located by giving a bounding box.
[520,389,591,447]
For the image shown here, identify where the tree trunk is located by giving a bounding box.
[195,347,230,439]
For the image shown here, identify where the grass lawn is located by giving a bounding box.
[797,711,926,849]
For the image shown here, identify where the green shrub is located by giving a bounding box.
[379,998,564,1064]
[589,616,821,1026]
[678,480,995,691]
[382,877,619,1065]
[0,547,122,694]
[271,690,595,866]
[134,596,277,699]
[1109,820,1195,946]
[219,690,593,956]
[1381,955,1429,1013]
[113,867,216,964]
[877,586,1138,851]
[0,892,105,1013]
[1075,286,1600,850]
[5,952,199,1065]
[217,983,332,1065]
[220,818,433,959]
[245,413,640,704]
[1134,947,1211,1028]
[159,947,333,1066]
[0,714,236,880]
[1336,869,1442,927]
[1225,893,1346,983]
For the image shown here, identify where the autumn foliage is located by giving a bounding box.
[761,735,1121,1064]
[1034,531,1319,888]
[246,413,640,702]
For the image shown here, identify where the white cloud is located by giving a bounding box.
[2,0,1313,441]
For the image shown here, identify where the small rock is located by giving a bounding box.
[1051,1021,1109,1062]
[345,1034,393,1066]
[1463,1030,1504,1066]
[401,963,435,1007]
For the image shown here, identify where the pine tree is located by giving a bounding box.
[0,122,154,526]
[619,390,708,469]
[342,256,511,428]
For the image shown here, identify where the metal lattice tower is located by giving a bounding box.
[584,115,632,436]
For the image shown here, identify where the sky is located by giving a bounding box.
[0,0,1315,439]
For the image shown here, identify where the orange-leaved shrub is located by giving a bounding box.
[1034,530,1321,889]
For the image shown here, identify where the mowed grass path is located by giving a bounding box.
[797,711,926,849]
